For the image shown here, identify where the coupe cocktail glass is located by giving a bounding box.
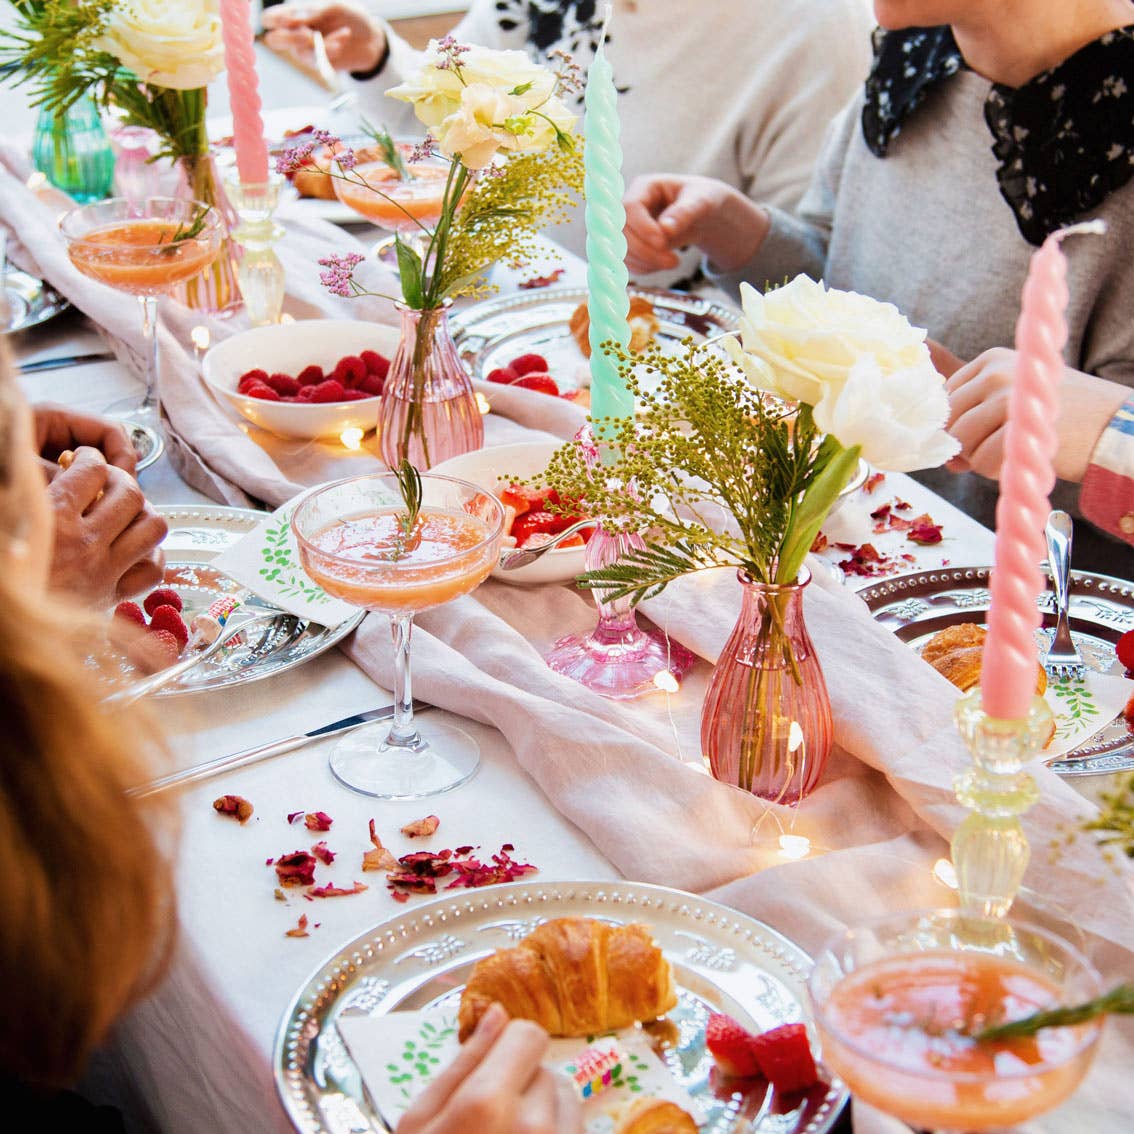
[292,472,505,798]
[808,908,1103,1133]
[60,197,222,427]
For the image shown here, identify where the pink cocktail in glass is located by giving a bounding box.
[332,161,449,237]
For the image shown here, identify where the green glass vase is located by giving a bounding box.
[31,97,115,203]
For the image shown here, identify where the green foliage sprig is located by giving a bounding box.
[976,982,1134,1042]
[1082,772,1134,859]
[360,117,410,181]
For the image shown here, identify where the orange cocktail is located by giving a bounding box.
[333,162,450,235]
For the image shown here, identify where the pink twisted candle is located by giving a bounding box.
[980,223,1102,719]
[220,0,269,184]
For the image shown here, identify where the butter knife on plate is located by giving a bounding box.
[131,700,427,797]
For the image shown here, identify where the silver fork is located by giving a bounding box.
[1043,510,1086,683]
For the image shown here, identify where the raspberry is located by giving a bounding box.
[486,366,518,385]
[148,604,189,648]
[310,379,347,404]
[266,372,300,397]
[237,368,269,394]
[143,588,182,616]
[1117,629,1134,673]
[358,371,385,396]
[332,356,367,387]
[246,382,280,401]
[130,628,180,671]
[748,1023,819,1094]
[513,372,559,396]
[114,601,147,628]
[297,364,325,387]
[509,352,549,376]
[297,385,318,401]
[340,388,371,401]
[360,350,390,379]
[705,1013,762,1078]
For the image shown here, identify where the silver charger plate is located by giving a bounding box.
[860,566,1134,775]
[130,422,164,473]
[450,286,740,396]
[1,268,70,334]
[275,879,847,1134]
[142,505,364,696]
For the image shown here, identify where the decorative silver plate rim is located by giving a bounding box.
[860,565,1133,774]
[150,504,364,696]
[131,422,164,473]
[273,878,847,1134]
[2,267,70,334]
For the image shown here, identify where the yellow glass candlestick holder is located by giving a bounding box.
[226,173,286,326]
[951,689,1052,918]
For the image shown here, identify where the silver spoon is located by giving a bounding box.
[499,518,598,570]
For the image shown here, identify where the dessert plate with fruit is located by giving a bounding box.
[275,879,847,1134]
[451,286,740,408]
[110,505,364,696]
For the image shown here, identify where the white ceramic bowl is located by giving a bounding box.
[430,440,586,585]
[201,319,400,440]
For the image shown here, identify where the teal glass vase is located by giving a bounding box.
[31,97,115,203]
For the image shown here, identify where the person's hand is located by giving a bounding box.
[397,1004,582,1134]
[262,2,387,74]
[623,174,770,276]
[45,447,168,606]
[33,403,137,474]
[946,348,1128,483]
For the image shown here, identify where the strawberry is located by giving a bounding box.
[237,368,269,394]
[486,366,518,385]
[310,379,348,404]
[511,509,580,547]
[332,355,368,387]
[297,364,325,387]
[130,628,181,671]
[266,372,300,397]
[500,484,546,516]
[509,352,549,376]
[360,350,390,379]
[114,601,147,628]
[148,604,189,649]
[143,588,182,616]
[246,382,280,401]
[1117,629,1134,673]
[705,1013,762,1078]
[513,372,559,396]
[748,1023,819,1094]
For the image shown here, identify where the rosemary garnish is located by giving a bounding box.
[394,458,422,541]
[360,117,410,180]
[160,205,209,248]
[976,982,1134,1042]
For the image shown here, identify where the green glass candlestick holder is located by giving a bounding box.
[225,173,286,326]
[951,688,1052,918]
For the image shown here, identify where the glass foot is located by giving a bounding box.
[328,719,480,799]
[545,618,696,700]
[103,395,161,430]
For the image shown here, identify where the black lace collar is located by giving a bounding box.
[861,24,1134,244]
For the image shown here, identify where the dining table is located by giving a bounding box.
[2,34,1132,1134]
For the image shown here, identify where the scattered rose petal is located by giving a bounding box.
[809,532,829,554]
[869,503,891,522]
[363,819,399,872]
[863,472,886,494]
[398,849,454,877]
[444,846,537,890]
[286,914,310,938]
[305,811,334,831]
[837,542,906,579]
[274,851,317,887]
[893,498,911,511]
[401,815,440,838]
[454,845,474,856]
[213,794,254,823]
[287,810,304,824]
[274,888,286,902]
[311,841,336,865]
[310,881,368,898]
[906,514,943,545]
[385,872,438,895]
[518,268,564,290]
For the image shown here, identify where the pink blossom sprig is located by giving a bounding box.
[434,35,471,73]
[316,253,398,304]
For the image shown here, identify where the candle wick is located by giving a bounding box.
[600,3,614,42]
[1051,219,1108,244]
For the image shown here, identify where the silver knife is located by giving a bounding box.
[130,700,426,798]
[20,351,116,374]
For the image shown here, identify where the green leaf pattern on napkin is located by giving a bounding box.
[1051,679,1101,740]
[384,1019,456,1101]
[258,514,332,606]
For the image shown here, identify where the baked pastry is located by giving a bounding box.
[570,297,660,358]
[458,916,676,1041]
[614,1097,699,1134]
[921,622,1047,696]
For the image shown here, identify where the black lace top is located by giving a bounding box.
[861,24,1134,244]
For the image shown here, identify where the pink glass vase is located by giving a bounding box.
[172,151,243,317]
[701,568,832,803]
[378,301,484,469]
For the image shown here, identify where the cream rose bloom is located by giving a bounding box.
[725,275,959,472]
[96,0,224,91]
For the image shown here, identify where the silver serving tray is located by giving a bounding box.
[1,268,70,334]
[450,286,740,395]
[275,880,847,1134]
[142,505,364,696]
[860,566,1134,775]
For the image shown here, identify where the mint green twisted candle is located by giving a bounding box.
[584,8,634,427]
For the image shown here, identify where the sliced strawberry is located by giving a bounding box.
[705,1012,762,1078]
[1117,629,1134,673]
[509,352,549,376]
[510,509,580,547]
[486,366,518,385]
[513,372,559,396]
[500,484,546,516]
[360,350,390,379]
[749,1023,818,1094]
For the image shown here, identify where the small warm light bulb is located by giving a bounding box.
[191,325,211,352]
[279,312,295,324]
[933,858,958,890]
[778,834,811,860]
[26,171,47,191]
[652,670,679,693]
[787,721,805,753]
[475,392,491,415]
[340,427,364,451]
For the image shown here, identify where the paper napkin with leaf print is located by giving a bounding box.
[337,1007,701,1134]
[1041,670,1133,760]
[208,491,362,627]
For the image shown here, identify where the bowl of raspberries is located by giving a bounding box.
[201,319,400,439]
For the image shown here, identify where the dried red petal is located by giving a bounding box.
[397,849,454,877]
[213,794,254,823]
[444,846,537,890]
[401,815,440,838]
[304,811,334,831]
[274,888,286,902]
[311,841,336,865]
[285,914,310,938]
[287,810,304,824]
[385,872,437,894]
[274,851,317,887]
[863,472,886,494]
[454,845,475,856]
[390,890,410,903]
[906,514,943,545]
[893,498,912,511]
[809,532,829,554]
[518,268,565,290]
[310,881,368,898]
[869,503,891,522]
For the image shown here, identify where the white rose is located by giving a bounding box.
[96,0,224,91]
[812,354,960,472]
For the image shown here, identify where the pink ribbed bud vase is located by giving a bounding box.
[701,568,832,803]
[378,300,484,469]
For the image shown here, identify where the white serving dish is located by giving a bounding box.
[201,319,399,440]
[430,440,586,585]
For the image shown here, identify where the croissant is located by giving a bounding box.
[458,916,677,1041]
[569,297,660,359]
[614,1098,699,1134]
[922,622,1047,696]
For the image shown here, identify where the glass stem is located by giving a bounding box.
[137,294,159,411]
[386,613,420,747]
